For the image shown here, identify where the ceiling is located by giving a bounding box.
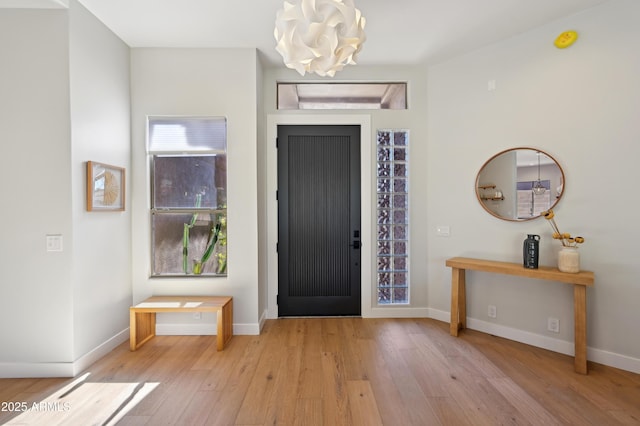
[3,0,610,68]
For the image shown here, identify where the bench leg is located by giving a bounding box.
[216,299,233,351]
[130,310,137,351]
[216,309,224,351]
[130,311,156,351]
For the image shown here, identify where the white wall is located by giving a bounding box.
[426,0,640,372]
[130,48,261,333]
[69,0,131,367]
[0,9,74,375]
[0,1,131,378]
[256,57,268,323]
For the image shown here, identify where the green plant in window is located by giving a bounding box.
[216,216,227,273]
[183,194,225,274]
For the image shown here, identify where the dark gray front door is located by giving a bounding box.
[277,125,361,316]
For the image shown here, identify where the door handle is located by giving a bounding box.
[350,230,361,249]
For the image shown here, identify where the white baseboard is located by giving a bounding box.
[259,309,268,332]
[0,329,129,379]
[426,308,450,323]
[367,307,430,318]
[427,308,640,375]
[0,362,74,379]
[587,347,640,374]
[72,329,129,376]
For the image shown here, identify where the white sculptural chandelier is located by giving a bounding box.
[274,0,366,77]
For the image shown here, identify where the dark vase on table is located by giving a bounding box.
[523,234,540,269]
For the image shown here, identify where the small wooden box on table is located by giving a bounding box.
[446,257,594,374]
[129,296,233,351]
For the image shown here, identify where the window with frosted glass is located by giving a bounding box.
[148,117,227,276]
[376,130,409,304]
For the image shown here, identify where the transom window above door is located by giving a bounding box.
[277,82,407,110]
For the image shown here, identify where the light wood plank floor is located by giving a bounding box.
[1,318,639,425]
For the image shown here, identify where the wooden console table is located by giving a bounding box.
[130,296,233,351]
[446,257,594,374]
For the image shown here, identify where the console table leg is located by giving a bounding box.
[574,285,588,374]
[450,268,466,336]
[459,271,466,330]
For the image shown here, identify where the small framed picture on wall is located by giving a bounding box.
[86,161,125,211]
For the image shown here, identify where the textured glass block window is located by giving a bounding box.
[148,117,227,276]
[376,130,409,304]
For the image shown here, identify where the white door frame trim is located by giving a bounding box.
[266,114,373,319]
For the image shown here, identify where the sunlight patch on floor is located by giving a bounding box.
[5,372,158,425]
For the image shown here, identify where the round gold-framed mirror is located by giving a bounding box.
[475,147,565,221]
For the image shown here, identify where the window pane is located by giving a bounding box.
[377,209,391,224]
[377,241,391,256]
[393,178,407,193]
[393,288,408,303]
[393,209,407,224]
[153,155,226,209]
[393,272,407,285]
[377,163,391,177]
[377,194,391,208]
[152,212,227,276]
[394,257,407,271]
[378,273,391,287]
[393,241,407,255]
[148,117,226,152]
[393,148,407,161]
[393,194,407,209]
[378,288,391,304]
[394,132,407,145]
[377,131,391,146]
[377,179,391,193]
[394,163,407,176]
[377,225,391,240]
[393,225,407,240]
[377,147,391,161]
[377,257,391,272]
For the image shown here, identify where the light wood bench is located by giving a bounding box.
[129,296,233,351]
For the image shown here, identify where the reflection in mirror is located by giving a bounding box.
[476,148,565,221]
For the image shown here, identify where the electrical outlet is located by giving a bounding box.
[46,234,63,252]
[547,317,560,333]
[193,312,202,320]
[488,305,497,318]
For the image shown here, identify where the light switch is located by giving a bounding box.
[46,234,63,252]
[436,226,450,237]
